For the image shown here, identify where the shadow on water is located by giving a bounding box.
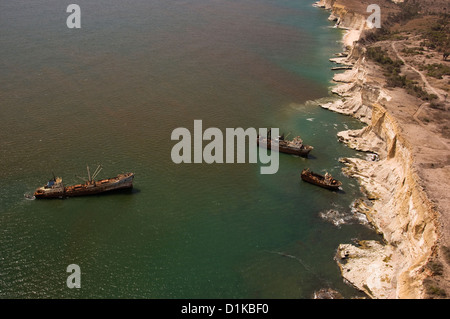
[278,153,316,160]
[299,179,346,194]
[92,187,140,197]
[25,187,140,200]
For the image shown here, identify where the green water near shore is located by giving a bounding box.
[0,0,379,298]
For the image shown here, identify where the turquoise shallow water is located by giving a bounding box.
[0,0,379,298]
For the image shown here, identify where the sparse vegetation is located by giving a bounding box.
[366,47,438,101]
[356,0,450,300]
[442,246,450,265]
[360,29,407,44]
[426,284,447,297]
[430,101,446,110]
[366,47,403,69]
[419,63,450,79]
[422,15,450,61]
[361,1,449,61]
[401,47,424,56]
[424,276,447,298]
[383,255,392,263]
[427,261,444,276]
[390,0,421,24]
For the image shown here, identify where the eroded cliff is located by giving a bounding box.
[315,0,441,298]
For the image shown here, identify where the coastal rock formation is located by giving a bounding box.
[315,0,370,48]
[313,288,344,299]
[321,54,388,124]
[337,104,439,298]
[336,241,395,298]
[316,0,441,298]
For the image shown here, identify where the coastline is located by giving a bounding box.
[314,0,443,298]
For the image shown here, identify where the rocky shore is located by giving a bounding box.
[314,0,447,298]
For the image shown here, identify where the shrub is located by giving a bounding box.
[426,285,447,297]
[427,261,444,276]
[366,47,438,101]
[422,14,450,60]
[422,63,450,79]
[442,246,450,265]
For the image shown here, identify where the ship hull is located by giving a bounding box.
[34,191,65,199]
[257,139,313,157]
[64,180,133,197]
[300,170,341,191]
[34,173,134,199]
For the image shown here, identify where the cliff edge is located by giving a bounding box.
[315,0,449,298]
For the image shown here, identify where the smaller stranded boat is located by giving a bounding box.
[257,130,313,157]
[33,165,134,199]
[301,168,342,190]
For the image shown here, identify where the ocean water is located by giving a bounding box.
[0,0,379,298]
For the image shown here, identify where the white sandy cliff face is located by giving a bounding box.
[315,0,440,298]
[316,0,368,48]
[337,103,439,298]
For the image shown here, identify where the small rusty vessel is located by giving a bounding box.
[257,130,313,157]
[33,165,134,199]
[301,168,342,191]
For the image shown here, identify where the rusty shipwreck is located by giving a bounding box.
[257,130,313,157]
[300,168,342,191]
[33,165,134,199]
